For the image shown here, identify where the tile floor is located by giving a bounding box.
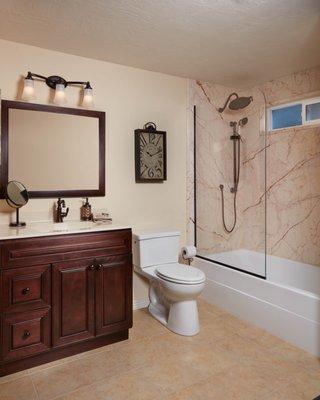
[0,299,319,400]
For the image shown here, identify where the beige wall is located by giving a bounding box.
[0,39,188,303]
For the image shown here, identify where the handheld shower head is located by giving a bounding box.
[239,117,248,127]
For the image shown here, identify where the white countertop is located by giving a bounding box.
[0,220,132,241]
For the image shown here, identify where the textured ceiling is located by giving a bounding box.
[0,0,319,87]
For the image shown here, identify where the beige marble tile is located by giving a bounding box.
[0,376,38,400]
[187,66,320,269]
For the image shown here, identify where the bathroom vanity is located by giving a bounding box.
[0,223,132,376]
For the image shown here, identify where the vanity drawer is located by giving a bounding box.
[2,265,51,312]
[2,308,50,361]
[0,230,132,268]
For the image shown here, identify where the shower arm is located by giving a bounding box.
[218,93,239,113]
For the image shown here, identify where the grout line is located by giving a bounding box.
[30,373,40,400]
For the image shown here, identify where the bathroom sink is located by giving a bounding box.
[31,221,96,234]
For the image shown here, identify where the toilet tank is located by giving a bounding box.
[133,230,180,269]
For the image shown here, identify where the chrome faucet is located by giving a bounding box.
[55,198,69,223]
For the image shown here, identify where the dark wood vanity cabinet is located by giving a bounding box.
[0,229,133,376]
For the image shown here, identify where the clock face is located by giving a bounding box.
[138,131,165,180]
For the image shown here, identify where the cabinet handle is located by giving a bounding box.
[22,287,30,295]
[88,265,95,271]
[96,264,102,271]
[23,331,31,339]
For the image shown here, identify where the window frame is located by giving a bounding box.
[268,96,320,131]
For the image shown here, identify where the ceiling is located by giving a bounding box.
[0,0,319,88]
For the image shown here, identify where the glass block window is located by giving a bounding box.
[271,104,302,129]
[268,97,320,131]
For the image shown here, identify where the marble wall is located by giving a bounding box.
[188,65,320,268]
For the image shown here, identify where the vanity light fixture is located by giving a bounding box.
[21,72,94,108]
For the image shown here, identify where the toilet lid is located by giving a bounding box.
[156,264,206,284]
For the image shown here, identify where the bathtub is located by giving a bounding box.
[193,250,320,356]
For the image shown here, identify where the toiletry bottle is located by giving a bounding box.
[80,198,92,221]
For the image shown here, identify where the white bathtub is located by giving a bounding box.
[193,251,320,356]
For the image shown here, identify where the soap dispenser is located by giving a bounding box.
[80,198,92,221]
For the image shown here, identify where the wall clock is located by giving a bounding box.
[135,122,167,182]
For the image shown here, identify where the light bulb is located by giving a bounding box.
[21,77,35,101]
[53,83,67,104]
[82,83,93,108]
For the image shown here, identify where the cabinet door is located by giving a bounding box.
[95,254,132,336]
[52,258,95,347]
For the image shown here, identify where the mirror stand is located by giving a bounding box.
[10,208,26,227]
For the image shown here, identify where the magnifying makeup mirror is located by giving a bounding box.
[6,181,29,227]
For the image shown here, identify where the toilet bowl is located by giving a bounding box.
[133,231,206,336]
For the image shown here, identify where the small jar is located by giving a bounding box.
[80,198,92,221]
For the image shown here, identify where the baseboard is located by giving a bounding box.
[202,278,320,356]
[133,298,149,310]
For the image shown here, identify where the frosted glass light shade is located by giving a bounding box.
[53,84,67,104]
[21,78,35,101]
[82,87,94,108]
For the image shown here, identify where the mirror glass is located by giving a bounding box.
[8,109,100,191]
[6,180,29,208]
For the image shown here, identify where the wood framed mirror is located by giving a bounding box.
[0,100,105,198]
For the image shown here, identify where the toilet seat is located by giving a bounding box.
[156,263,206,285]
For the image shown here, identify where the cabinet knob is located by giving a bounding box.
[88,264,95,271]
[23,330,31,339]
[22,287,30,295]
[96,264,102,271]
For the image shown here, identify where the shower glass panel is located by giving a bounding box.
[194,87,266,278]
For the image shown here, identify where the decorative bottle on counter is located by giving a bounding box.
[80,198,92,221]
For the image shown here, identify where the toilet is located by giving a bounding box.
[133,230,206,336]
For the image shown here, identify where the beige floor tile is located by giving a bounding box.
[129,308,167,341]
[237,324,287,350]
[217,333,267,363]
[1,301,318,400]
[167,363,279,400]
[264,369,320,400]
[116,335,171,370]
[0,369,29,385]
[198,298,226,317]
[267,341,320,373]
[0,376,38,400]
[30,350,125,400]
[139,359,211,395]
[57,369,167,400]
[28,353,81,374]
[221,312,252,331]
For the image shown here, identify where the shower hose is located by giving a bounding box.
[220,136,241,233]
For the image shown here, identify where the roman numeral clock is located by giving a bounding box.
[135,122,167,182]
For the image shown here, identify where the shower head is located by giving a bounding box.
[229,96,253,111]
[218,93,253,113]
